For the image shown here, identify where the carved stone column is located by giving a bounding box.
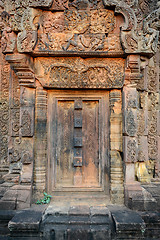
[109,90,123,204]
[33,82,47,199]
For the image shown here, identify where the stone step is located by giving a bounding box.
[6,204,160,239]
[0,210,16,237]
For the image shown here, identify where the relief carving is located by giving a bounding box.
[0,57,10,164]
[0,11,16,53]
[29,0,53,8]
[35,57,124,88]
[51,0,68,10]
[125,110,137,136]
[17,30,37,53]
[21,110,32,137]
[103,0,159,54]
[11,108,20,137]
[127,139,137,163]
[9,148,21,163]
[34,8,116,53]
[0,0,158,55]
[21,151,32,164]
[148,135,158,160]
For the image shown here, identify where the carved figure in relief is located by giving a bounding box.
[17,30,37,52]
[1,26,16,53]
[62,33,105,51]
[0,11,16,53]
[62,9,114,51]
[42,12,64,34]
[37,12,64,50]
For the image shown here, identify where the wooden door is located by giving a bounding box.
[48,91,109,193]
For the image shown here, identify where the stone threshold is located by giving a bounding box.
[1,204,158,240]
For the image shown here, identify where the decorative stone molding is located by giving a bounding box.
[5,54,35,87]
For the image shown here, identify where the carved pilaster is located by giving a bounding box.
[0,52,10,176]
[33,83,47,198]
[147,51,159,178]
[20,86,35,186]
[109,90,124,204]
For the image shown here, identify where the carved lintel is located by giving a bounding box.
[35,57,125,89]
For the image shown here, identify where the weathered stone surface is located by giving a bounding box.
[35,57,125,89]
[0,0,159,226]
[8,205,46,232]
[108,205,145,232]
[123,137,138,163]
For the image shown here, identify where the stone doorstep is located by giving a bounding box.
[7,204,160,239]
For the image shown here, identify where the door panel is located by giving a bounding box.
[56,100,74,187]
[82,101,99,187]
[48,91,109,193]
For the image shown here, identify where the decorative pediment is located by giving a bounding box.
[0,0,158,57]
[103,0,160,55]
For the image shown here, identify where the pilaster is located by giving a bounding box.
[109,90,124,204]
[33,82,47,199]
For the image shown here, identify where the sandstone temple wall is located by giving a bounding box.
[0,0,159,210]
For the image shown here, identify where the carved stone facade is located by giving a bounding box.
[0,0,159,211]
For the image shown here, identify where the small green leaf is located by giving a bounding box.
[36,192,52,205]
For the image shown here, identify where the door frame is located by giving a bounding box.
[47,90,110,195]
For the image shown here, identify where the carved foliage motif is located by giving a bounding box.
[21,110,32,136]
[10,71,20,137]
[9,148,21,163]
[0,56,10,164]
[21,108,34,137]
[127,139,137,163]
[35,57,125,88]
[126,110,137,136]
[123,87,138,137]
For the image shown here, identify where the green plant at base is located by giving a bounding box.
[36,192,52,204]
